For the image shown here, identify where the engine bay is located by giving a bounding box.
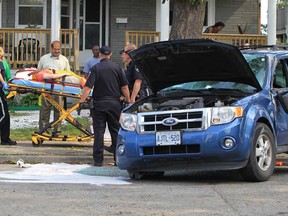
[136,95,241,112]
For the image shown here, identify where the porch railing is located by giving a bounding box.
[0,28,78,71]
[201,33,267,46]
[125,31,267,48]
[125,31,161,48]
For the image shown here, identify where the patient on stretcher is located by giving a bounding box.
[9,68,88,96]
[27,69,86,87]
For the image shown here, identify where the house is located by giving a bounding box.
[277,5,288,44]
[0,0,265,71]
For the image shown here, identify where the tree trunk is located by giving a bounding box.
[169,0,206,40]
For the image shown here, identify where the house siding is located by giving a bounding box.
[215,0,259,34]
[110,0,156,65]
[1,0,261,68]
[3,0,51,28]
[2,0,15,27]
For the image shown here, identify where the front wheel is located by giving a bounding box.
[241,123,276,182]
[128,171,165,180]
[32,138,43,147]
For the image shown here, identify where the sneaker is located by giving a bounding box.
[104,146,115,154]
[1,139,17,145]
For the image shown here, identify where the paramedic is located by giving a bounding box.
[37,40,70,136]
[79,45,130,166]
[83,45,100,78]
[120,43,151,103]
[0,47,17,145]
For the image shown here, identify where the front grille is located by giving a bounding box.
[138,109,207,133]
[143,144,200,155]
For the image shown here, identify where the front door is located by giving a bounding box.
[77,0,107,67]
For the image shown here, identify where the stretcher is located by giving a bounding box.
[6,69,93,147]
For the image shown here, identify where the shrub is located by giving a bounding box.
[8,93,39,107]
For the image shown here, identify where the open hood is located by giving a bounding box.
[129,39,262,93]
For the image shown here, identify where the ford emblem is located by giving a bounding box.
[162,117,179,126]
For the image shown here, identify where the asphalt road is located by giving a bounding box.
[0,164,288,216]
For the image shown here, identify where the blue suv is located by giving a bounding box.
[116,39,288,182]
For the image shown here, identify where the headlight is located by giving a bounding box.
[211,106,243,125]
[120,113,137,131]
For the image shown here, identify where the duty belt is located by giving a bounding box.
[93,96,120,102]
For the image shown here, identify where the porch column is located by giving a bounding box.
[267,0,276,45]
[51,0,61,41]
[156,0,170,41]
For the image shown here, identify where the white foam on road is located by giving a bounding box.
[0,163,131,186]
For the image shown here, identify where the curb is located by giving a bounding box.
[0,141,114,165]
[0,155,114,165]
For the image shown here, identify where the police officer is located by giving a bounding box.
[121,43,151,103]
[79,45,130,166]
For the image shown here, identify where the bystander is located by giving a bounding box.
[83,45,100,78]
[203,21,225,33]
[37,40,70,136]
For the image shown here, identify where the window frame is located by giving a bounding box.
[15,0,47,28]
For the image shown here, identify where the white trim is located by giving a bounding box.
[69,0,73,28]
[51,0,61,41]
[99,0,103,45]
[156,0,169,41]
[105,0,109,45]
[267,0,276,45]
[83,0,86,49]
[76,0,80,30]
[207,0,215,27]
[202,0,215,32]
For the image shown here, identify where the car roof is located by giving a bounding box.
[241,45,288,58]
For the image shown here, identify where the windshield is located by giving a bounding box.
[161,81,256,93]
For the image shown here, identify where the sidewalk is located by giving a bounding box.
[0,140,114,165]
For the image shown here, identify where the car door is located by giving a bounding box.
[272,58,288,146]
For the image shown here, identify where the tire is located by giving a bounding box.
[241,123,276,182]
[128,171,144,180]
[128,171,165,180]
[32,138,43,147]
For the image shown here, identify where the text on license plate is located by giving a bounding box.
[156,131,181,146]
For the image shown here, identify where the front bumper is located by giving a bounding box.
[116,118,251,172]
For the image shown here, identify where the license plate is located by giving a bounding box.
[156,131,181,146]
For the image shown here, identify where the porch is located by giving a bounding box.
[0,28,78,71]
[0,29,267,71]
[125,31,267,48]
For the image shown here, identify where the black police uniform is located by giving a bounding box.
[85,58,128,164]
[126,61,151,99]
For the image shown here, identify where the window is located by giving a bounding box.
[274,60,287,88]
[61,0,72,44]
[16,0,46,27]
[61,0,70,29]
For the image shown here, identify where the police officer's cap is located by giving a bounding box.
[100,45,112,55]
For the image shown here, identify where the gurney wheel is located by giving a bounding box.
[32,138,43,147]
